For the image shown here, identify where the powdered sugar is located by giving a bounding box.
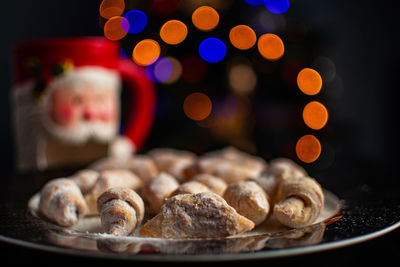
[100,199,137,236]
[39,178,87,227]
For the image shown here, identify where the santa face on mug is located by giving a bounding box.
[42,66,120,144]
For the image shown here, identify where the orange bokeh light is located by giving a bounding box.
[132,39,161,66]
[99,0,125,19]
[192,6,220,32]
[303,101,329,130]
[297,68,323,95]
[296,135,322,163]
[160,20,188,45]
[229,25,257,50]
[103,16,128,41]
[183,92,212,121]
[257,33,285,61]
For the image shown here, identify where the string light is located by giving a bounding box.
[302,101,329,130]
[183,92,213,121]
[229,25,257,50]
[160,20,188,45]
[296,135,321,163]
[181,56,207,83]
[192,6,220,32]
[312,56,337,83]
[265,0,290,14]
[244,0,266,6]
[151,0,180,17]
[120,48,127,59]
[132,39,161,66]
[297,68,323,95]
[99,0,125,19]
[123,10,147,34]
[257,33,285,61]
[162,57,182,84]
[103,16,129,41]
[97,1,335,165]
[199,37,227,63]
[229,64,257,94]
[145,57,173,83]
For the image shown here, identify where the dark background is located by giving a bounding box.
[0,1,398,173]
[0,0,399,264]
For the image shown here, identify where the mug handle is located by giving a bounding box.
[118,59,155,151]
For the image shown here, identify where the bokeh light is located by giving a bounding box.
[103,16,129,41]
[229,25,257,50]
[132,39,161,66]
[265,0,290,14]
[123,10,147,34]
[228,64,257,94]
[199,37,227,63]
[183,92,213,121]
[181,55,207,83]
[145,57,173,83]
[297,68,322,95]
[181,0,233,14]
[296,134,322,163]
[192,6,220,32]
[324,75,344,100]
[252,11,286,33]
[120,48,127,59]
[285,17,308,43]
[151,0,180,17]
[97,0,334,166]
[302,101,329,130]
[210,94,252,147]
[100,0,125,19]
[160,20,188,45]
[312,56,336,83]
[162,57,182,84]
[257,33,285,61]
[244,0,265,6]
[213,94,239,120]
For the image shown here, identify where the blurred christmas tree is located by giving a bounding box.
[99,0,340,170]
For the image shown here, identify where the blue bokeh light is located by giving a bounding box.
[244,0,265,6]
[199,38,227,63]
[145,57,173,83]
[265,0,289,14]
[123,10,147,34]
[120,48,127,59]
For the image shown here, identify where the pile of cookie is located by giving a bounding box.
[38,147,324,239]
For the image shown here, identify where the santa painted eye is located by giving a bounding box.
[72,95,82,106]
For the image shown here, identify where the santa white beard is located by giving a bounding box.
[41,114,119,145]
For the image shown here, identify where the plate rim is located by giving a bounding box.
[1,220,400,261]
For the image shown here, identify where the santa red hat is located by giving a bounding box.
[12,37,119,86]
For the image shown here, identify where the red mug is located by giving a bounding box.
[12,37,155,172]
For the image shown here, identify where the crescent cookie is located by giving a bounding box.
[97,187,145,236]
[85,169,143,215]
[273,176,324,228]
[223,181,270,226]
[39,178,87,227]
[140,192,255,239]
